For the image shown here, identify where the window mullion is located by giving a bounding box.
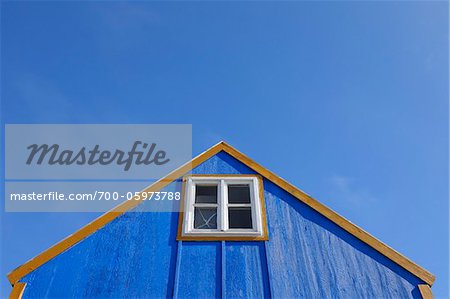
[193,203,218,208]
[188,179,195,233]
[251,178,259,233]
[220,179,228,231]
[227,204,252,207]
[218,180,222,231]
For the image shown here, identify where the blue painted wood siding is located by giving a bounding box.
[18,152,425,298]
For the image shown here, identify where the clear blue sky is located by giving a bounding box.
[1,1,448,298]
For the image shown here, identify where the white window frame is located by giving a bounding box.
[181,176,265,238]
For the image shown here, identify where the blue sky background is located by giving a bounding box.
[1,1,448,298]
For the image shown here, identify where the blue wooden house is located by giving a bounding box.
[8,141,435,298]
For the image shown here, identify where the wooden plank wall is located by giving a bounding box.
[16,152,427,298]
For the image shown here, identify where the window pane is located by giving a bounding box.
[228,207,253,229]
[194,207,217,229]
[195,185,218,203]
[228,184,251,204]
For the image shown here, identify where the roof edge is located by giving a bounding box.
[7,140,435,286]
[7,141,224,285]
[218,141,435,286]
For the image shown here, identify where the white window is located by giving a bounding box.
[179,176,267,239]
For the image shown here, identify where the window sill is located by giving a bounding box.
[176,234,269,242]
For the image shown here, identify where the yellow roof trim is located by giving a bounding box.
[418,284,434,299]
[7,141,435,286]
[9,282,26,299]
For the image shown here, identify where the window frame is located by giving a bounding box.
[177,175,268,241]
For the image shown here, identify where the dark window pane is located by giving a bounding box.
[195,185,217,203]
[194,207,217,229]
[228,184,251,204]
[228,207,253,229]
